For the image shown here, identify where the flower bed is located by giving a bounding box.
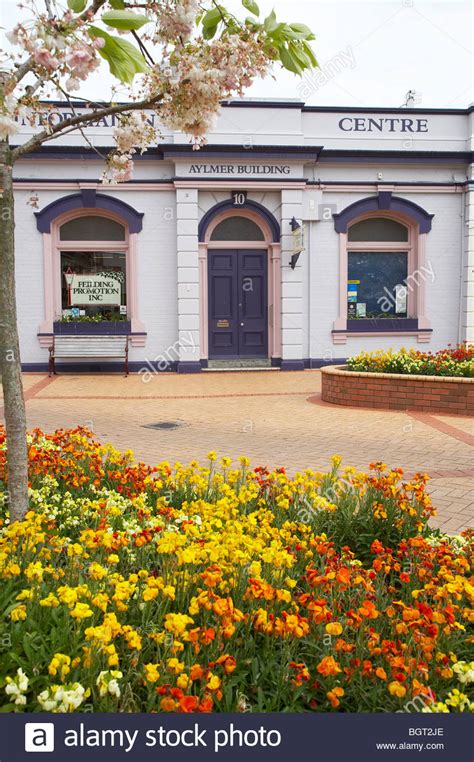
[0,428,472,713]
[320,365,474,415]
[347,345,474,378]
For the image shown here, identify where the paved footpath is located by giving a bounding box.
[1,371,473,533]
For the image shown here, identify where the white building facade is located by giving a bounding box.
[11,100,474,372]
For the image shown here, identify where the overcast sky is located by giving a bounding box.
[1,0,472,108]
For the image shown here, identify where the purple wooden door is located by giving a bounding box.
[208,249,268,358]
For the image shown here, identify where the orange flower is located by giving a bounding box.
[336,567,351,585]
[160,697,177,711]
[359,600,379,619]
[327,686,344,708]
[198,694,214,712]
[190,664,205,681]
[179,695,199,712]
[215,654,237,674]
[317,656,342,677]
[201,566,222,588]
[375,667,387,680]
[201,628,216,645]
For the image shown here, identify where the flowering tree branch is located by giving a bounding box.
[11,94,162,161]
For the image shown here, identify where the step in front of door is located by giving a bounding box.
[204,359,277,372]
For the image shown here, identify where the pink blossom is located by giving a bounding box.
[33,47,58,71]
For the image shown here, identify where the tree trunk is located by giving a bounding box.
[0,140,29,522]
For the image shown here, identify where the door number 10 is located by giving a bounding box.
[232,192,247,206]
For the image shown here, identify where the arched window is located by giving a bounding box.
[58,213,128,321]
[346,216,412,320]
[332,195,434,342]
[209,216,265,241]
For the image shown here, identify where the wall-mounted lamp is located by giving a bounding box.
[289,217,304,269]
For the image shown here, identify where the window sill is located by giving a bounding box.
[38,324,146,348]
[332,321,432,345]
[332,326,433,344]
[53,321,131,335]
[346,318,418,331]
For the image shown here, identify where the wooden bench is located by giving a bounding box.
[49,335,129,376]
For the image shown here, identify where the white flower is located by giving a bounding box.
[5,668,29,706]
[37,690,57,711]
[96,670,123,698]
[107,679,121,698]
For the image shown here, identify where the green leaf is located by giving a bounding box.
[101,10,150,31]
[244,16,260,28]
[242,0,259,15]
[288,41,311,68]
[203,23,219,40]
[67,0,87,12]
[302,41,318,67]
[89,26,149,84]
[278,45,302,75]
[289,22,315,39]
[109,0,125,7]
[263,9,278,32]
[202,7,223,29]
[266,21,288,41]
[201,7,223,40]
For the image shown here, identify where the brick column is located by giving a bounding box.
[280,189,305,369]
[461,165,474,345]
[176,188,201,372]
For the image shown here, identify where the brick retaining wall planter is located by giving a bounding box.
[320,365,474,415]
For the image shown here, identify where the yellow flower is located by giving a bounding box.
[70,603,93,620]
[122,626,142,651]
[39,593,59,608]
[206,673,221,691]
[67,543,83,557]
[91,593,109,612]
[388,681,407,698]
[16,589,33,601]
[176,674,190,689]
[166,658,184,675]
[104,644,119,667]
[143,663,160,683]
[57,586,78,606]
[10,605,27,621]
[164,613,194,638]
[325,622,343,636]
[88,563,108,581]
[48,653,71,681]
[207,452,217,462]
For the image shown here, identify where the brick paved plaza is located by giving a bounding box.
[2,370,473,533]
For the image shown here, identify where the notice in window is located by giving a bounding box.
[68,274,122,306]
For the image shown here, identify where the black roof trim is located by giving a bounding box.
[318,149,472,163]
[163,144,322,160]
[307,179,467,187]
[303,105,472,115]
[221,99,305,109]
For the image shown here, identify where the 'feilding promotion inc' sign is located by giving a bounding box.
[69,275,122,306]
